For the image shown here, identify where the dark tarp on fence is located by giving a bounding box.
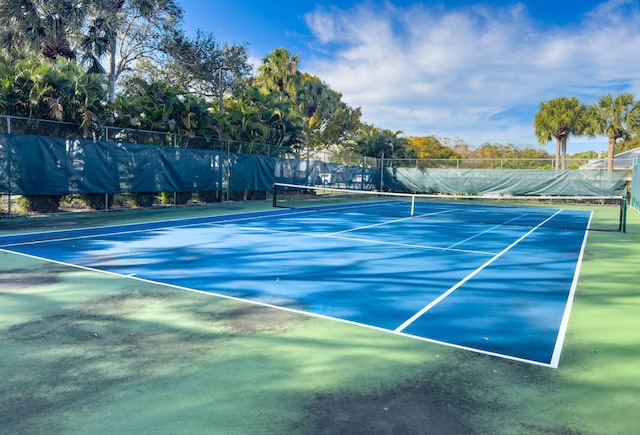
[1,134,225,194]
[0,133,630,198]
[229,154,274,191]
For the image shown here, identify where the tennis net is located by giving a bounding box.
[273,183,626,232]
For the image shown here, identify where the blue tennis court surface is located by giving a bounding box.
[0,205,592,367]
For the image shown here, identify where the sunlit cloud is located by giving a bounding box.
[303,0,640,151]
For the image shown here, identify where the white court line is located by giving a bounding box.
[0,208,312,248]
[324,215,414,235]
[1,207,494,256]
[218,223,496,256]
[394,209,564,333]
[1,207,571,368]
[324,209,455,236]
[446,213,531,249]
[0,209,287,239]
[548,210,593,368]
[0,246,555,367]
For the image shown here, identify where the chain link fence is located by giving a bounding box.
[383,157,594,170]
[0,115,299,157]
[0,115,624,219]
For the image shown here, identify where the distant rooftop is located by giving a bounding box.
[580,148,640,170]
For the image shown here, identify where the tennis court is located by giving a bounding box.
[2,201,639,434]
[0,186,600,368]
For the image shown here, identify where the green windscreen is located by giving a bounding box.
[0,133,630,202]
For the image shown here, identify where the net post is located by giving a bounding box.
[621,197,627,233]
[272,184,277,208]
[410,195,415,217]
[271,183,279,208]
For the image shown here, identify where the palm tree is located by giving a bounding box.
[0,0,90,61]
[0,0,182,103]
[226,86,302,151]
[586,93,640,172]
[533,97,587,170]
[223,97,272,145]
[3,57,106,125]
[48,59,107,131]
[255,48,301,101]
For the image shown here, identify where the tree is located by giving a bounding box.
[296,75,338,156]
[586,93,640,171]
[0,0,183,104]
[0,0,89,61]
[224,99,270,144]
[137,29,252,103]
[407,136,460,159]
[0,57,107,127]
[615,136,640,154]
[251,91,303,149]
[111,78,223,140]
[255,48,301,101]
[308,95,362,152]
[533,97,588,170]
[220,86,303,149]
[92,0,183,103]
[352,125,409,159]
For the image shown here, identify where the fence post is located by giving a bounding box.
[173,134,177,205]
[226,140,230,201]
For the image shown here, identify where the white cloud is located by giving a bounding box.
[303,0,640,152]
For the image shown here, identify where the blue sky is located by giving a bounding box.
[178,1,640,154]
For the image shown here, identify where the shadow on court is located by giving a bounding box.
[1,205,639,434]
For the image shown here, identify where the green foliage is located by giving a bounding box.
[310,100,362,151]
[0,0,183,102]
[0,57,107,129]
[2,3,638,165]
[570,150,598,159]
[223,86,303,147]
[149,29,252,100]
[255,48,301,101]
[475,143,551,159]
[615,136,640,153]
[295,74,339,154]
[19,194,63,213]
[111,79,223,139]
[0,0,87,61]
[587,93,640,141]
[352,125,411,158]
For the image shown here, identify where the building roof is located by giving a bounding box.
[580,148,640,170]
